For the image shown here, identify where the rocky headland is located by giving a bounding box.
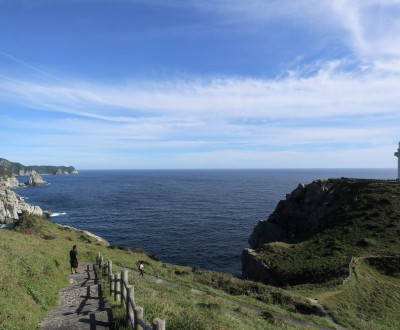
[0,158,78,176]
[0,157,78,225]
[242,178,400,286]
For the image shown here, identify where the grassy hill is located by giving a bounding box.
[252,180,400,286]
[0,214,332,330]
[2,180,400,329]
[249,180,400,329]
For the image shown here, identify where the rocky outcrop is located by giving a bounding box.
[0,188,43,224]
[0,170,43,224]
[248,180,344,249]
[242,248,277,285]
[243,179,352,282]
[25,171,48,186]
[0,175,19,189]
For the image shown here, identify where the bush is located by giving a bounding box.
[148,253,160,261]
[14,213,42,235]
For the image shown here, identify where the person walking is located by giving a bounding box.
[139,262,144,277]
[70,245,79,274]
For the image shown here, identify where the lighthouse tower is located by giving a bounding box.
[395,142,400,180]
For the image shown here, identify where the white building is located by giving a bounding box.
[395,142,400,180]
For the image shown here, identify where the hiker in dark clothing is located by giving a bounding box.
[70,245,79,274]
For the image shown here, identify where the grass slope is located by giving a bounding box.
[255,181,400,286]
[0,214,330,330]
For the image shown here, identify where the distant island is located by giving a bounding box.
[0,158,78,176]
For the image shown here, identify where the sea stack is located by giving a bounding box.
[25,171,48,186]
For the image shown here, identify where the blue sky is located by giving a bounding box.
[1,0,400,169]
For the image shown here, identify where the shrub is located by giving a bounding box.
[148,253,160,261]
[14,213,42,235]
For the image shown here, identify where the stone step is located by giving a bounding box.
[40,308,114,330]
[62,278,98,291]
[39,263,114,330]
[59,284,104,305]
[44,301,108,318]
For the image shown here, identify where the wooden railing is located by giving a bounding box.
[96,253,166,330]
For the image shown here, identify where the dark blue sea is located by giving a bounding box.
[15,169,395,276]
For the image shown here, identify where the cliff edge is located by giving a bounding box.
[243,178,400,286]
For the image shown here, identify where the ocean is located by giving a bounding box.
[15,169,395,276]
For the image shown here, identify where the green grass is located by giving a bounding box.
[0,215,331,330]
[250,180,400,330]
[3,180,400,329]
[293,257,400,330]
[255,181,400,286]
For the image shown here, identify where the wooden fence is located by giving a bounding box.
[96,253,166,330]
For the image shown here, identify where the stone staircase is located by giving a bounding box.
[39,262,114,330]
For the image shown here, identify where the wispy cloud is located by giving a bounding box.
[1,57,399,165]
[1,59,399,121]
[1,1,400,168]
[184,1,400,61]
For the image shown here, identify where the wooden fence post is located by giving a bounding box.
[122,270,129,306]
[115,272,121,303]
[97,252,101,265]
[108,260,113,276]
[134,307,144,330]
[152,318,166,330]
[126,285,134,326]
[102,261,106,278]
[110,274,115,296]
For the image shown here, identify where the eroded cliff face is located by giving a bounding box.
[243,179,351,282]
[0,175,43,224]
[248,180,345,249]
[242,248,278,285]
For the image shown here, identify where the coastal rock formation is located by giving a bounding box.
[248,180,341,249]
[25,171,48,186]
[0,188,43,224]
[0,170,43,224]
[241,248,277,285]
[0,175,19,189]
[242,179,351,283]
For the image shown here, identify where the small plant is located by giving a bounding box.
[28,287,47,309]
[148,253,160,261]
[41,234,56,240]
[78,232,93,243]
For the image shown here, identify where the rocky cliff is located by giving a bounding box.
[0,170,43,224]
[241,178,397,285]
[0,158,78,176]
[248,180,342,249]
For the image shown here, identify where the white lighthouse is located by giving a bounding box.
[395,142,400,180]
